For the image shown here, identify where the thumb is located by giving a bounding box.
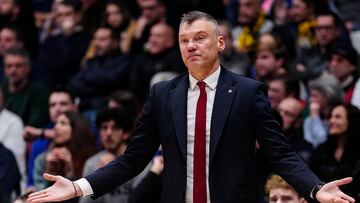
[43,173,60,182]
[334,177,353,187]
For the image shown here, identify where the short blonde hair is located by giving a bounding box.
[265,174,297,195]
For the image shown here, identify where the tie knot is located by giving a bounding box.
[197,81,206,90]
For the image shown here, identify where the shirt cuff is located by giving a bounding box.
[75,178,94,197]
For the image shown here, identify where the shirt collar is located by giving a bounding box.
[189,66,221,91]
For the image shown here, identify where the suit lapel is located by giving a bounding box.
[210,69,236,166]
[170,75,189,163]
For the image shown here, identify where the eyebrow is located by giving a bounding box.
[179,31,208,37]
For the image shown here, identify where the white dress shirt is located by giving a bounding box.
[76,67,221,203]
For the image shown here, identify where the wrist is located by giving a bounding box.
[310,183,324,201]
[40,128,45,139]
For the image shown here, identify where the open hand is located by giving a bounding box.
[316,177,355,203]
[27,173,77,203]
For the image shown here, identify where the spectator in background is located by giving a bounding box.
[80,107,135,203]
[1,47,48,127]
[0,26,24,82]
[82,0,136,60]
[129,152,163,203]
[265,174,308,203]
[304,77,343,148]
[33,111,97,194]
[37,0,91,87]
[329,42,359,104]
[108,91,140,117]
[232,0,274,53]
[255,33,287,82]
[309,103,360,202]
[130,22,184,104]
[131,0,166,54]
[277,97,313,161]
[70,26,131,116]
[267,76,300,109]
[292,10,347,82]
[0,143,21,200]
[273,0,316,59]
[0,84,25,190]
[23,86,77,191]
[218,20,250,76]
[104,0,136,54]
[0,0,39,58]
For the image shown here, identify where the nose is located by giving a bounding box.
[186,40,197,52]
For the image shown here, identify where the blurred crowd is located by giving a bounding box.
[0,0,360,202]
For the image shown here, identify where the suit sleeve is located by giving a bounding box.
[251,82,322,199]
[85,85,160,198]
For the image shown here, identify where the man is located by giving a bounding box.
[37,0,90,87]
[267,76,300,109]
[265,174,307,203]
[328,43,358,104]
[255,33,286,82]
[80,107,135,203]
[1,47,48,127]
[0,84,25,188]
[130,22,184,103]
[69,26,131,113]
[24,86,77,190]
[28,11,355,203]
[131,0,166,54]
[292,11,346,81]
[232,0,274,53]
[277,97,313,161]
[0,0,38,57]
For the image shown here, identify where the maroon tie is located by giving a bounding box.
[193,81,207,203]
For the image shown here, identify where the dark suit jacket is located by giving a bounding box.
[86,68,322,203]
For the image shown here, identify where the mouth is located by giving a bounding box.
[188,54,201,61]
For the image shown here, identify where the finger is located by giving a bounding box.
[29,190,46,197]
[340,193,355,203]
[27,192,49,201]
[28,196,51,203]
[333,177,353,186]
[43,173,60,182]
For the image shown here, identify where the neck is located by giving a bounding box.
[189,61,220,81]
[109,143,127,156]
[8,79,28,93]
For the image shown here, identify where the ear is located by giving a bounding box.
[276,57,285,68]
[217,35,225,53]
[122,132,131,142]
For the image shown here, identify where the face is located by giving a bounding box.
[106,3,123,28]
[238,0,260,24]
[100,120,128,152]
[309,89,327,109]
[55,4,76,27]
[148,24,173,54]
[278,98,303,131]
[268,80,286,109]
[49,92,75,122]
[0,28,19,54]
[269,188,303,203]
[329,54,355,82]
[179,19,225,78]
[218,24,232,51]
[0,0,16,16]
[255,50,279,79]
[4,54,30,85]
[93,28,114,56]
[315,15,339,46]
[329,105,348,136]
[291,0,311,23]
[54,114,72,144]
[139,0,163,23]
